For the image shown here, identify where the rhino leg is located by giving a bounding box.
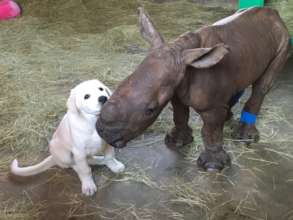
[226,90,245,121]
[234,41,290,143]
[165,95,193,148]
[197,107,231,171]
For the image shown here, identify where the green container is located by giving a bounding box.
[239,0,264,9]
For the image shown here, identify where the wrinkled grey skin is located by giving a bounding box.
[97,7,291,171]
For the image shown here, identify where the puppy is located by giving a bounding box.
[10,79,125,196]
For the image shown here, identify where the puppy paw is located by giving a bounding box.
[81,180,97,196]
[106,159,125,173]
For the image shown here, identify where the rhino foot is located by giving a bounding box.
[165,126,193,149]
[232,122,260,143]
[197,149,231,171]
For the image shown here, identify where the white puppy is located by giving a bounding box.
[10,79,125,196]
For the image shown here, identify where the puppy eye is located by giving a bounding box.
[84,94,90,99]
[99,87,104,91]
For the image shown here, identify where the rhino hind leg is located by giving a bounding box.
[234,40,290,143]
[226,90,245,121]
[165,95,193,149]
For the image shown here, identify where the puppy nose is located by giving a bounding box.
[98,96,108,104]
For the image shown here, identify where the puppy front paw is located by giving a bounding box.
[81,180,97,196]
[106,159,125,173]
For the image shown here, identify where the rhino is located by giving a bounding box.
[96,7,291,171]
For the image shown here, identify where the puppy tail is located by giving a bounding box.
[10,155,56,176]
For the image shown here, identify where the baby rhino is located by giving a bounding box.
[96,7,291,171]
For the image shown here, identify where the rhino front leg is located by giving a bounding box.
[165,95,193,148]
[197,108,231,171]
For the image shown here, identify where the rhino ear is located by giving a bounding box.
[138,7,164,48]
[182,43,229,68]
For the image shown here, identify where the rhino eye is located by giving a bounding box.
[145,102,158,116]
[84,94,90,99]
[145,107,155,116]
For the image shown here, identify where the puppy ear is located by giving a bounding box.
[66,89,79,114]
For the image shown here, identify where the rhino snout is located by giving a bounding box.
[96,107,128,148]
[100,102,122,124]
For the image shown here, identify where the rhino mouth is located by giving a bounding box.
[110,138,127,148]
[96,120,128,148]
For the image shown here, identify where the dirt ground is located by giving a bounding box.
[0,0,293,219]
